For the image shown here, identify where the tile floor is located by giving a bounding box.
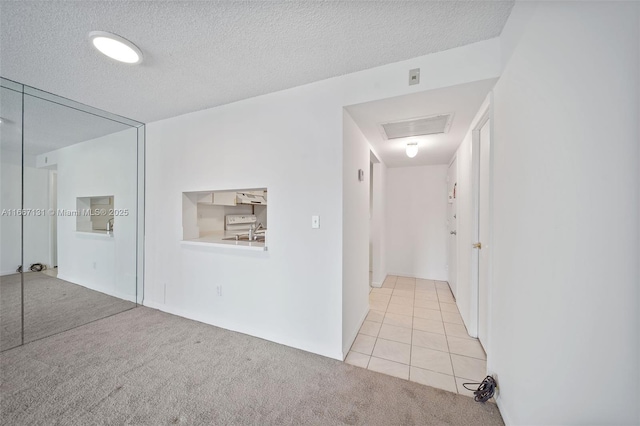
[346,275,488,399]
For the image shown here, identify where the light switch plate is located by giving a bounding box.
[312,215,320,229]
[409,68,420,85]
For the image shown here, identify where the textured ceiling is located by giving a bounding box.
[346,79,498,167]
[0,1,513,124]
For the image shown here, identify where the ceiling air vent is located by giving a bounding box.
[381,113,453,140]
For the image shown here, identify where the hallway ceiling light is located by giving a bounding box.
[406,142,418,158]
[88,31,143,64]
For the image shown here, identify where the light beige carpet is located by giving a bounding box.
[0,272,136,351]
[1,307,504,425]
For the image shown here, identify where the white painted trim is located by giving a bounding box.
[370,280,383,288]
[467,97,493,337]
[342,306,369,360]
[496,395,513,426]
[469,100,493,343]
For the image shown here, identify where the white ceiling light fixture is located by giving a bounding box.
[406,142,418,158]
[88,31,143,64]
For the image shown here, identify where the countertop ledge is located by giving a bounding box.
[76,230,114,238]
[181,231,267,251]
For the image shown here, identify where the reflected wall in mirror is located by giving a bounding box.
[0,77,145,351]
[0,82,25,350]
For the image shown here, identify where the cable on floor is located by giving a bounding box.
[462,376,497,403]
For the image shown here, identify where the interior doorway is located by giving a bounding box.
[447,158,457,296]
[475,116,491,350]
[369,160,374,286]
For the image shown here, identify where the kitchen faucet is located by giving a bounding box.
[248,223,263,241]
[106,217,114,233]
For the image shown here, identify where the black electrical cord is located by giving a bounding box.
[29,263,46,272]
[463,376,497,403]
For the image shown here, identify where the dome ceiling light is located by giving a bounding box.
[406,142,418,158]
[88,31,143,64]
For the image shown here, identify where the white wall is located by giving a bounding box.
[50,128,139,302]
[490,2,639,424]
[144,38,502,360]
[342,111,372,355]
[1,150,50,275]
[385,165,448,280]
[371,161,387,286]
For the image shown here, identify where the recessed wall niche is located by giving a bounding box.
[76,195,114,233]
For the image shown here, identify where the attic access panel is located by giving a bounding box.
[381,113,453,140]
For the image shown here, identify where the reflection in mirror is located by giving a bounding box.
[0,78,143,350]
[0,84,25,350]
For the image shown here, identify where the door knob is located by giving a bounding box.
[473,242,482,249]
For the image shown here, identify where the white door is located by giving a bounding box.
[477,119,491,348]
[447,158,457,296]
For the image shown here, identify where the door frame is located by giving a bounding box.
[447,155,458,298]
[470,99,494,349]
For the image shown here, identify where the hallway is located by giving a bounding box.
[346,276,488,398]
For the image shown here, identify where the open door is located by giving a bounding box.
[447,158,457,296]
[476,118,491,349]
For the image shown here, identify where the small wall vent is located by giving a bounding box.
[381,113,453,140]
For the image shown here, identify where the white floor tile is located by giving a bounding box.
[450,354,486,381]
[369,293,391,303]
[351,334,376,355]
[410,366,457,393]
[443,322,473,339]
[371,288,393,295]
[389,295,413,306]
[345,351,370,368]
[413,308,442,321]
[412,329,449,352]
[366,310,385,323]
[415,291,439,301]
[441,311,464,324]
[447,336,486,359]
[367,357,410,380]
[383,313,413,329]
[414,299,440,310]
[392,289,414,298]
[386,303,413,316]
[359,320,382,337]
[438,295,455,303]
[395,282,416,291]
[370,300,389,312]
[410,346,453,375]
[372,338,411,364]
[439,302,459,313]
[413,318,445,334]
[378,324,412,344]
[435,281,450,290]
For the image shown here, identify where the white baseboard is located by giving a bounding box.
[57,273,137,303]
[387,272,449,281]
[496,394,513,425]
[342,306,369,360]
[371,281,383,288]
[142,299,344,361]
